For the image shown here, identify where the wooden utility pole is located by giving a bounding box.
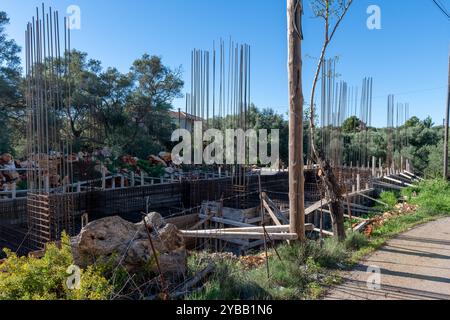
[287,0,305,241]
[444,51,450,180]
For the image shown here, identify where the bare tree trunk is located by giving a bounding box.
[317,156,346,240]
[308,0,353,241]
[287,0,305,242]
[444,51,450,180]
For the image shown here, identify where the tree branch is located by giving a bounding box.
[309,0,353,159]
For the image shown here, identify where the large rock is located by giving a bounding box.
[71,212,186,277]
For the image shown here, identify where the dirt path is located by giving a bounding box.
[324,217,450,300]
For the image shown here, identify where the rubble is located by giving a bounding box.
[363,202,419,236]
[239,252,273,270]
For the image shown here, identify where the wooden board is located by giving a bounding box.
[305,188,375,216]
[198,214,254,228]
[261,192,289,225]
[180,230,299,241]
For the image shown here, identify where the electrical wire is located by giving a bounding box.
[431,0,450,20]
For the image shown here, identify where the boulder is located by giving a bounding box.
[71,212,186,277]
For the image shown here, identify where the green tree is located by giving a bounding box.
[125,54,184,157]
[50,51,183,158]
[0,11,24,155]
[342,116,362,133]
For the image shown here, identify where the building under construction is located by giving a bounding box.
[0,5,420,259]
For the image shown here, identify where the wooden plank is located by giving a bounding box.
[305,188,374,216]
[404,170,424,181]
[391,174,414,184]
[198,214,254,228]
[262,200,282,226]
[373,181,403,191]
[305,200,327,216]
[180,230,299,241]
[262,192,289,225]
[218,224,314,233]
[353,220,370,233]
[356,192,389,207]
[245,216,271,224]
[383,176,415,188]
[313,228,333,236]
[398,172,414,181]
[223,225,289,233]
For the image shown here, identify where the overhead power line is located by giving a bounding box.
[431,0,450,20]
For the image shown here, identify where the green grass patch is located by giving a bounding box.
[187,239,348,300]
[344,231,369,251]
[187,258,269,300]
[403,179,450,215]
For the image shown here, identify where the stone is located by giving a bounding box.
[144,212,165,229]
[71,213,186,277]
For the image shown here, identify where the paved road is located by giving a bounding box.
[324,217,450,300]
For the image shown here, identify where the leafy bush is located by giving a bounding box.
[0,233,112,300]
[404,179,450,215]
[379,191,398,209]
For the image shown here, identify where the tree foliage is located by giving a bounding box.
[52,50,183,158]
[0,11,24,155]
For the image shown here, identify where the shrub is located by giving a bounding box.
[277,240,348,269]
[312,238,348,268]
[379,191,398,209]
[0,233,112,300]
[344,231,369,251]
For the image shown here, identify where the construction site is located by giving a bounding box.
[0,0,449,302]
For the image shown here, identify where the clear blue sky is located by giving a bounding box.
[2,0,450,127]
